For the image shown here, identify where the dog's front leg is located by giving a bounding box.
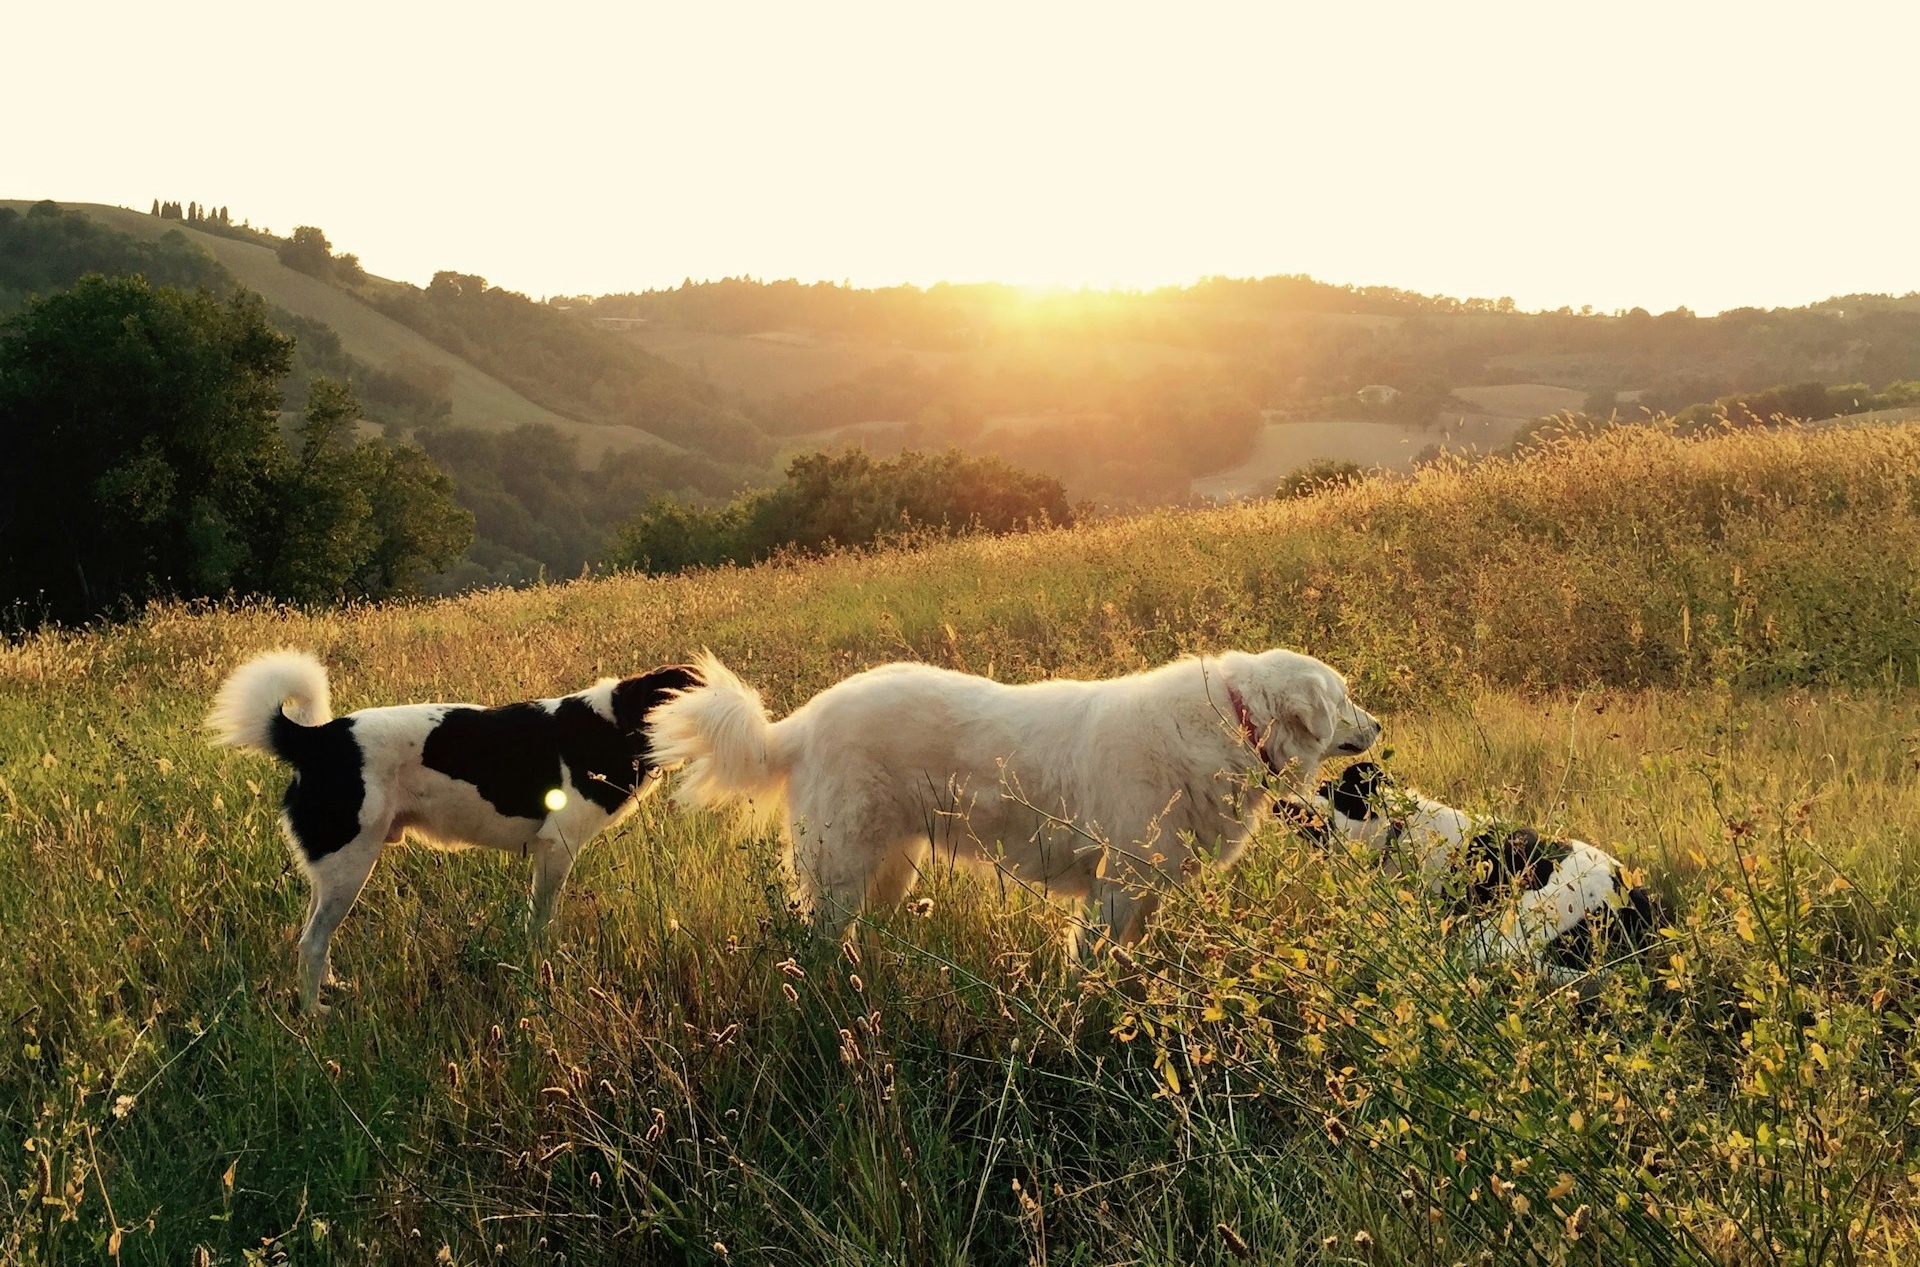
[529,833,581,935]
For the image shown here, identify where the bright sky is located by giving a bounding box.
[13,1,1919,314]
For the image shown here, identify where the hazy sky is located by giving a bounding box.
[13,1,1918,313]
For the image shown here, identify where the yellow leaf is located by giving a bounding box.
[1568,1109,1586,1132]
[1548,1173,1575,1201]
[222,1160,236,1193]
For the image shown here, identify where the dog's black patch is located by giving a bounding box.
[422,702,583,821]
[552,696,645,813]
[421,666,698,821]
[1323,761,1389,821]
[1461,826,1571,908]
[1543,877,1666,972]
[611,665,699,740]
[271,711,366,863]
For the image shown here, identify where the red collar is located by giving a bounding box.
[1225,681,1282,778]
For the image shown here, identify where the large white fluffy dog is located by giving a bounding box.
[648,649,1380,945]
[208,650,696,1011]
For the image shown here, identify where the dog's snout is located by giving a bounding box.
[1336,709,1382,755]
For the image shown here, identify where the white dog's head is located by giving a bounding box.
[1217,648,1381,787]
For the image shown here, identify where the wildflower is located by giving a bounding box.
[781,982,799,1004]
[908,897,935,917]
[842,940,861,966]
[1565,1204,1591,1240]
[1215,1223,1251,1260]
[1353,1229,1376,1257]
[112,1094,136,1119]
[1324,1116,1349,1145]
[776,958,806,979]
[849,973,865,993]
[446,1062,460,1089]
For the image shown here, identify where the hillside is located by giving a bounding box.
[584,277,1920,506]
[2,201,676,458]
[5,422,1920,1262]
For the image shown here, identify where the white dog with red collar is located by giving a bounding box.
[651,649,1381,948]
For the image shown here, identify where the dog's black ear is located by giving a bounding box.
[1327,761,1389,820]
[611,664,701,733]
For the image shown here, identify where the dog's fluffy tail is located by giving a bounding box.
[646,652,787,820]
[206,649,333,758]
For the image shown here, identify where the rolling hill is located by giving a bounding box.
[2,201,678,458]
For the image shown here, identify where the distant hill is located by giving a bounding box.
[576,277,1920,503]
[2,201,674,458]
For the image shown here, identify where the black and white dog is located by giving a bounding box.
[208,650,698,1011]
[1284,762,1663,981]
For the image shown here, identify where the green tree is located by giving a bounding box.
[0,275,292,624]
[0,279,472,628]
[610,447,1071,575]
[267,379,472,602]
[277,225,335,277]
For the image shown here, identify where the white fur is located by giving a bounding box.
[1304,775,1649,978]
[206,648,331,748]
[650,648,1380,946]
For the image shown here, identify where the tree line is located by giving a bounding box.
[0,275,471,630]
[612,447,1072,574]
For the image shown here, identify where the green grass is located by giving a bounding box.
[4,421,1920,1263]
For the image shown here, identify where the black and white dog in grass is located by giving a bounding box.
[207,650,698,1012]
[1284,761,1663,982]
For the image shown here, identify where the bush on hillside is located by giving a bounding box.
[1275,457,1368,498]
[610,447,1073,574]
[0,201,227,313]
[370,272,767,462]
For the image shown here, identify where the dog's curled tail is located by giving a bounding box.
[206,649,333,757]
[646,652,786,818]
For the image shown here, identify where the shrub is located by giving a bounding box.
[1276,457,1368,499]
[612,447,1072,573]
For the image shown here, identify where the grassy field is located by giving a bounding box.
[5,422,1920,1264]
[2,202,673,459]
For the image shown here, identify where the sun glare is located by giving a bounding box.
[543,788,567,813]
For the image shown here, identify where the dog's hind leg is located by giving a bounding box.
[529,832,581,936]
[297,832,384,1014]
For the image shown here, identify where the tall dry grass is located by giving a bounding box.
[3,421,1918,1263]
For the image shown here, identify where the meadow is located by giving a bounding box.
[4,422,1920,1264]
